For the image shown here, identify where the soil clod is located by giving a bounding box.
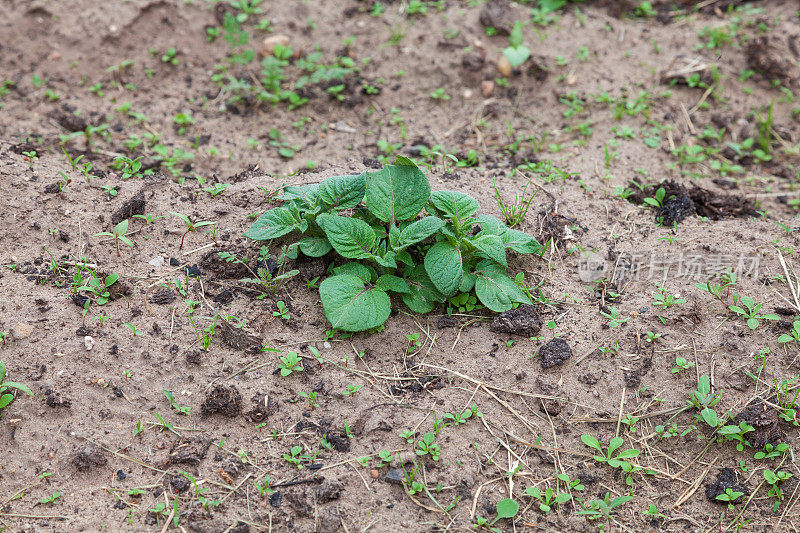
[489,304,542,337]
[72,444,107,471]
[201,385,243,417]
[538,338,572,369]
[706,468,748,503]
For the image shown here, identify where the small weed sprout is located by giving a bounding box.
[94,219,133,256]
[0,361,33,417]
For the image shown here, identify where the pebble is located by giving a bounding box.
[334,121,356,134]
[369,469,380,479]
[262,34,290,56]
[148,256,164,268]
[481,79,495,98]
[497,55,512,77]
[462,89,473,99]
[11,322,34,340]
[84,336,95,351]
[385,469,404,485]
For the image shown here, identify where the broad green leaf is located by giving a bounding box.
[244,206,303,240]
[509,20,524,48]
[503,45,530,68]
[495,498,519,520]
[317,214,375,259]
[375,274,411,294]
[615,449,640,459]
[701,407,718,427]
[555,493,571,504]
[319,274,390,332]
[474,261,531,312]
[470,234,507,267]
[459,272,476,293]
[607,437,623,456]
[398,216,445,248]
[114,219,129,236]
[501,228,543,254]
[396,250,414,267]
[747,318,758,330]
[402,265,445,313]
[297,236,332,257]
[333,262,376,283]
[278,183,319,205]
[388,224,401,250]
[0,394,12,409]
[424,242,463,297]
[475,214,507,235]
[319,173,366,210]
[429,190,479,220]
[365,162,430,223]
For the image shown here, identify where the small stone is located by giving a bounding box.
[148,256,164,268]
[116,470,127,481]
[11,322,34,340]
[370,469,380,479]
[334,121,356,133]
[462,89,473,99]
[386,469,405,485]
[497,55,513,78]
[262,34,290,56]
[84,336,95,351]
[481,79,495,98]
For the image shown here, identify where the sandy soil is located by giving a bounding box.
[1,0,800,531]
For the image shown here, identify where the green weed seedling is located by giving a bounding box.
[671,356,695,373]
[652,287,686,309]
[600,306,628,328]
[778,320,800,349]
[581,435,640,469]
[689,374,720,428]
[525,485,571,513]
[415,432,440,461]
[715,488,744,510]
[474,498,518,531]
[78,272,119,307]
[170,212,216,250]
[577,492,632,522]
[273,301,290,320]
[94,219,133,256]
[0,361,33,417]
[278,352,303,377]
[764,469,792,510]
[503,21,530,69]
[39,492,62,505]
[755,442,789,461]
[243,157,542,332]
[164,390,190,415]
[728,294,780,330]
[718,421,754,451]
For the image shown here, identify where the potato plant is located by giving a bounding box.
[244,157,542,331]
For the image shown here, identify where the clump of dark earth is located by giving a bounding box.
[111,190,146,225]
[489,304,542,336]
[706,468,748,503]
[169,438,211,465]
[733,398,782,448]
[538,338,572,369]
[72,444,107,471]
[149,288,175,305]
[201,385,243,417]
[628,180,757,225]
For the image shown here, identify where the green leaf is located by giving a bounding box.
[470,234,507,267]
[244,207,303,240]
[501,228,542,254]
[475,214,507,235]
[375,274,411,294]
[402,265,445,313]
[297,236,333,257]
[474,261,531,312]
[747,318,758,330]
[459,272,476,293]
[398,216,445,249]
[509,20,524,48]
[317,214,376,259]
[607,437,623,456]
[114,219,129,236]
[3,382,33,396]
[372,251,397,269]
[429,190,479,220]
[778,334,794,343]
[424,242,463,297]
[701,407,718,427]
[0,394,13,409]
[278,184,319,205]
[615,449,640,459]
[503,45,530,68]
[581,434,602,450]
[319,274,390,332]
[365,162,430,223]
[318,173,366,210]
[495,498,519,520]
[333,262,376,283]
